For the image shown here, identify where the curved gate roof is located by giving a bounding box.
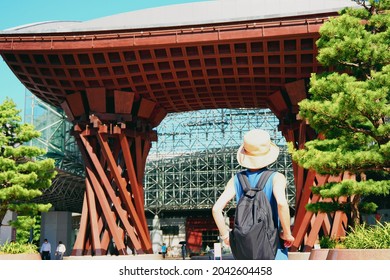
[0,0,358,116]
[3,0,357,34]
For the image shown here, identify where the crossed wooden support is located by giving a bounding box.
[60,88,166,255]
[281,117,348,252]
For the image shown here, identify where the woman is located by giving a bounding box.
[212,129,294,259]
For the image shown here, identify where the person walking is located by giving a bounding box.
[55,241,66,260]
[40,239,51,260]
[212,129,295,260]
[181,243,187,260]
[161,243,167,259]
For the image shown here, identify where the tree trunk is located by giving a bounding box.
[351,194,361,228]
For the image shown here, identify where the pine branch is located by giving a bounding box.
[311,180,390,198]
[337,60,360,68]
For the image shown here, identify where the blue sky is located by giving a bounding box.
[0,0,207,115]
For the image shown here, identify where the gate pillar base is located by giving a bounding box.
[61,89,166,256]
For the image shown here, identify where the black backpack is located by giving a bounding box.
[229,170,279,260]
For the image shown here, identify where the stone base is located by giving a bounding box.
[0,253,41,260]
[326,249,390,260]
[288,252,311,260]
[309,249,330,260]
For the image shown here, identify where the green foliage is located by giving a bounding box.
[317,0,390,79]
[319,222,390,249]
[319,236,338,249]
[0,98,56,227]
[306,201,346,213]
[311,180,390,198]
[359,202,378,214]
[13,215,41,245]
[0,241,38,254]
[343,222,390,249]
[289,0,390,226]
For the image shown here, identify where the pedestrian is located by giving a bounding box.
[55,241,66,260]
[161,243,167,259]
[212,129,295,259]
[40,238,51,260]
[181,243,186,260]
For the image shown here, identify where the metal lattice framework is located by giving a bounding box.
[144,108,295,214]
[32,171,85,213]
[25,92,84,176]
[25,92,85,212]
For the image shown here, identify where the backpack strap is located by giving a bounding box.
[237,172,251,193]
[254,170,274,191]
[237,170,274,193]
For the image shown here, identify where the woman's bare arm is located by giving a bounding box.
[272,172,295,247]
[212,177,235,245]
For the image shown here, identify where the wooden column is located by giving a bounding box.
[63,89,166,256]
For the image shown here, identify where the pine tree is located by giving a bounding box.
[289,0,390,227]
[0,98,57,232]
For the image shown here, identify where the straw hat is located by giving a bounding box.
[236,129,279,169]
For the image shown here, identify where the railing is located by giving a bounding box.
[0,16,330,50]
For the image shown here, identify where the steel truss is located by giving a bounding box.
[145,108,295,214]
[25,92,84,174]
[25,92,85,212]
[32,170,85,213]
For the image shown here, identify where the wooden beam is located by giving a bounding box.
[303,212,326,252]
[88,159,141,251]
[119,134,145,220]
[267,90,288,119]
[119,134,149,237]
[293,169,316,231]
[114,90,135,114]
[150,106,167,127]
[284,79,307,113]
[71,193,88,256]
[96,132,152,252]
[85,163,142,253]
[66,92,85,117]
[291,194,320,251]
[134,136,144,185]
[86,88,106,113]
[137,98,156,119]
[79,135,143,253]
[85,177,103,255]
